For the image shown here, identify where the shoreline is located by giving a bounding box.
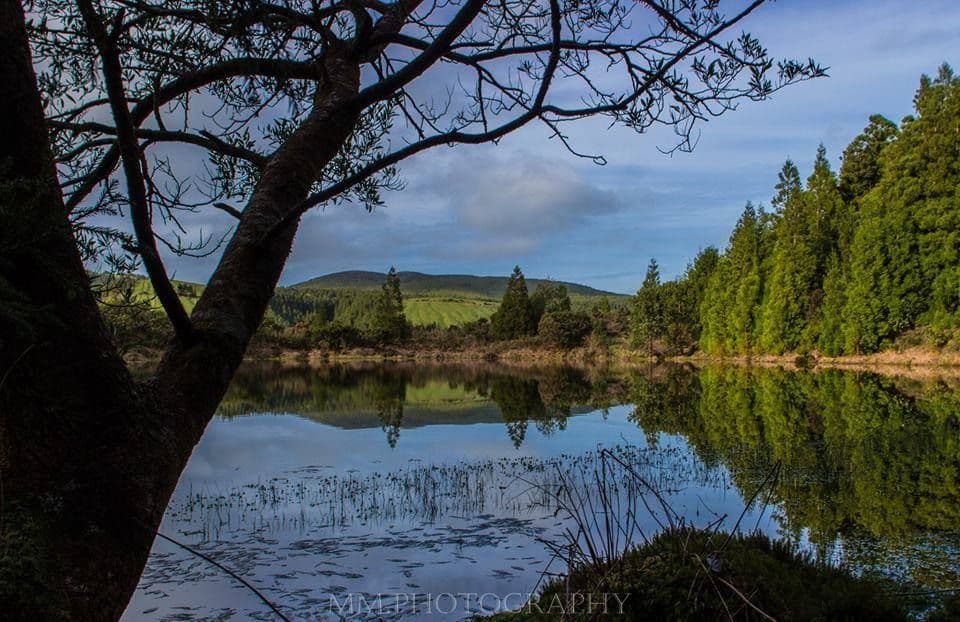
[125,342,960,378]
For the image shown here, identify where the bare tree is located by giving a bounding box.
[0,0,821,618]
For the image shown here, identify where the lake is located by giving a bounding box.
[123,362,960,620]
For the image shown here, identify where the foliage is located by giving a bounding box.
[759,149,840,353]
[537,311,591,348]
[699,203,768,355]
[842,66,960,351]
[307,319,364,350]
[530,281,572,327]
[641,65,960,357]
[631,259,663,354]
[370,267,410,343]
[838,114,899,203]
[491,527,907,621]
[491,266,536,340]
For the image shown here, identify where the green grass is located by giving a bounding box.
[403,297,498,327]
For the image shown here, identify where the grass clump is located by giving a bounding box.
[489,527,907,621]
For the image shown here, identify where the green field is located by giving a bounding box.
[403,296,498,327]
[98,271,627,329]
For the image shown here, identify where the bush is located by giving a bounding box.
[309,320,363,350]
[462,317,493,342]
[101,303,172,354]
[537,311,591,348]
[489,528,907,621]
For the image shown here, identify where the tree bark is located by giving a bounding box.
[0,2,361,619]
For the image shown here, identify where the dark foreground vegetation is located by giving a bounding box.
[490,528,909,621]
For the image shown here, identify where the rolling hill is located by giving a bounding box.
[100,270,628,330]
[292,270,621,298]
[291,270,627,328]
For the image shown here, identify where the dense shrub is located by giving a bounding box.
[101,303,172,354]
[309,320,364,350]
[537,311,591,348]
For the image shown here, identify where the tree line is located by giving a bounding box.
[631,65,959,356]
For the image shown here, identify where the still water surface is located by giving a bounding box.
[124,362,960,620]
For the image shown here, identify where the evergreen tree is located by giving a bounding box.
[838,114,899,204]
[805,144,845,269]
[802,145,846,346]
[758,147,845,353]
[699,257,732,354]
[759,177,816,352]
[772,159,802,211]
[817,253,847,355]
[632,259,664,354]
[901,65,960,326]
[491,266,536,340]
[700,204,767,355]
[843,65,959,350]
[680,247,720,345]
[729,204,766,354]
[371,266,409,343]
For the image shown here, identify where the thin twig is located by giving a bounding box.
[151,530,291,622]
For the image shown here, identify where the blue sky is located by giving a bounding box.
[157,0,960,294]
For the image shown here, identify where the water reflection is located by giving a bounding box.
[218,362,622,447]
[126,362,960,620]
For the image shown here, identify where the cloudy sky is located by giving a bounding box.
[155,0,959,294]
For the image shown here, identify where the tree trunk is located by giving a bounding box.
[0,2,360,619]
[0,2,192,618]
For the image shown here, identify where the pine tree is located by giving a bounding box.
[817,253,847,355]
[491,265,535,340]
[838,114,899,204]
[632,258,663,354]
[699,257,732,355]
[772,159,802,212]
[699,204,766,355]
[843,65,959,350]
[728,203,767,354]
[372,266,409,343]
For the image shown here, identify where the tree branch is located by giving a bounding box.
[76,0,194,341]
[64,57,319,211]
[53,120,268,168]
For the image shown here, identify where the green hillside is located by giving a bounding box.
[293,270,621,298]
[289,270,627,328]
[98,270,628,330]
[403,297,499,328]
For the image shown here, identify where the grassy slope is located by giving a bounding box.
[403,297,499,327]
[99,271,629,328]
[297,270,628,327]
[293,270,624,298]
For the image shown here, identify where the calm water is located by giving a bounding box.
[124,362,960,620]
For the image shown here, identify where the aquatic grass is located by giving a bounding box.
[167,444,729,542]
[493,453,910,621]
